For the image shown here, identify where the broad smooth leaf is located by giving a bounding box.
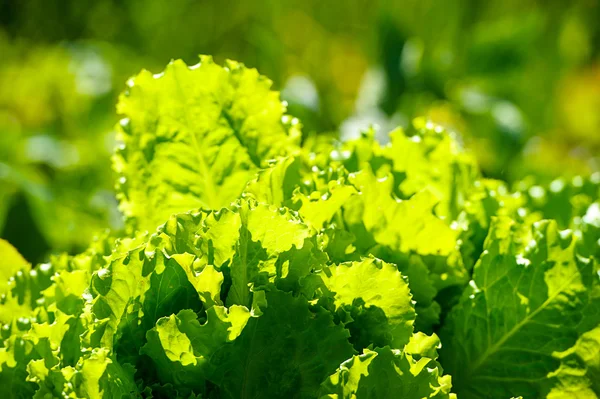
[440,217,600,399]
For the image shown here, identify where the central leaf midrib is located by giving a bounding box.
[220,105,262,168]
[171,66,221,209]
[235,226,250,307]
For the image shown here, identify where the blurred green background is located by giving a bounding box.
[1,0,599,263]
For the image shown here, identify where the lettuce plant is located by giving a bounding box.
[1,56,599,399]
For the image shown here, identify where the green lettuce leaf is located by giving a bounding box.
[344,168,458,256]
[27,347,139,399]
[319,334,454,399]
[143,289,354,398]
[312,257,415,350]
[141,306,250,395]
[440,217,600,399]
[114,55,301,232]
[546,325,600,398]
[383,121,479,220]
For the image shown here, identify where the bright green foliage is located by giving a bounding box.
[547,325,600,398]
[319,333,455,399]
[383,122,480,220]
[114,55,301,232]
[440,217,600,398]
[313,258,416,350]
[1,56,599,398]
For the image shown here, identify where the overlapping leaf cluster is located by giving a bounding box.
[1,56,599,398]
